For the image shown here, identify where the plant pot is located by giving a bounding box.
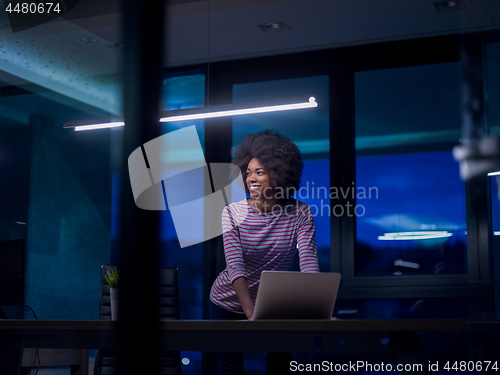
[110,288,119,320]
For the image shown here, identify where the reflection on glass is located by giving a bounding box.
[232,75,331,271]
[356,152,467,276]
[0,47,119,320]
[162,74,206,111]
[355,62,467,276]
[0,4,124,320]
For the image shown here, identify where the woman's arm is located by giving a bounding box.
[222,205,252,316]
[297,204,320,272]
[232,276,255,320]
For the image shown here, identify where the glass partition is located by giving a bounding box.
[0,73,117,319]
[157,73,206,374]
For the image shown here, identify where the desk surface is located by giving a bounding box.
[0,318,473,331]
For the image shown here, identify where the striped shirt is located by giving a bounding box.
[210,199,320,313]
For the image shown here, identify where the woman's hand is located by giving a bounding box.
[246,306,255,321]
[232,277,255,320]
[245,308,253,320]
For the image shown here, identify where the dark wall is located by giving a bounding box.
[25,116,112,319]
[0,90,113,320]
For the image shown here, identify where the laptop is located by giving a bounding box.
[252,271,341,320]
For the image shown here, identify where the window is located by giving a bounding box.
[354,62,468,280]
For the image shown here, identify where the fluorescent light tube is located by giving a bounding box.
[159,96,318,122]
[74,122,125,131]
[63,117,125,131]
[63,97,318,131]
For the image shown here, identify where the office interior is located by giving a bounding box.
[2,0,500,374]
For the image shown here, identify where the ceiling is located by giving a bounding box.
[0,0,500,116]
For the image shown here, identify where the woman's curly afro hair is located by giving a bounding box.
[232,129,303,199]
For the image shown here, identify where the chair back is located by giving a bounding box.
[159,266,180,320]
[99,264,115,320]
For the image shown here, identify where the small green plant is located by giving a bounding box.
[104,267,119,289]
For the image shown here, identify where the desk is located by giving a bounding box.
[0,319,471,350]
[0,319,494,374]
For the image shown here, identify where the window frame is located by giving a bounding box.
[336,36,486,299]
[195,34,492,304]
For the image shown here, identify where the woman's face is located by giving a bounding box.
[246,158,273,200]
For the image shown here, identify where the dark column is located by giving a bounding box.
[202,65,233,320]
[117,1,164,374]
[460,35,494,322]
[329,61,354,275]
[201,65,233,375]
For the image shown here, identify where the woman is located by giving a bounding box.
[209,130,320,374]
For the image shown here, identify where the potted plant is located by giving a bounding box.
[104,267,119,320]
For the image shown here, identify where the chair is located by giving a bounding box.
[94,264,182,375]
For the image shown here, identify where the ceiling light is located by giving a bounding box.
[266,23,282,29]
[432,0,464,11]
[64,97,318,131]
[74,122,125,131]
[257,21,291,33]
[64,117,125,131]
